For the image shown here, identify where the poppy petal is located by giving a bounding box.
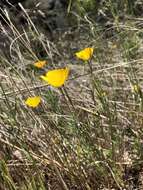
[40,67,69,87]
[34,60,47,68]
[25,96,41,108]
[75,47,94,61]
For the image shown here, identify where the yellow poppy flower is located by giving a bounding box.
[34,60,47,68]
[40,67,69,87]
[25,96,41,108]
[75,47,94,61]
